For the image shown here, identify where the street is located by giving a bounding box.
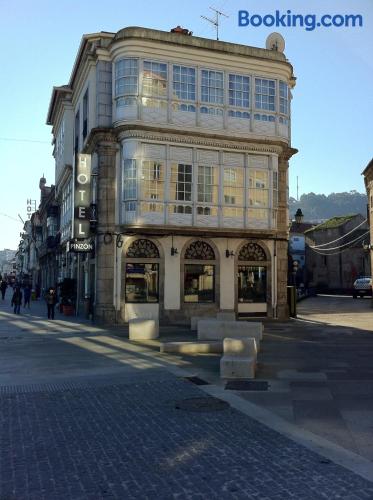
[0,295,372,499]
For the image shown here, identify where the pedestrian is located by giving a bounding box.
[11,287,22,314]
[23,285,31,308]
[0,280,7,300]
[45,287,57,319]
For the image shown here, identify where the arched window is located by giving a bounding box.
[184,241,216,303]
[238,242,267,304]
[126,239,159,258]
[125,239,160,303]
[238,242,266,261]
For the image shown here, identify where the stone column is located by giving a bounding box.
[94,140,119,323]
[276,156,290,319]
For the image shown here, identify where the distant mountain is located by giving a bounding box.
[289,191,368,222]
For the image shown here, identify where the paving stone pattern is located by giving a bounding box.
[1,377,373,500]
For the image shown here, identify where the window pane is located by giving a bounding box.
[125,263,159,303]
[201,70,224,104]
[141,161,164,200]
[115,59,138,97]
[238,266,266,303]
[184,264,214,303]
[255,78,276,111]
[123,159,137,200]
[143,61,167,97]
[173,65,196,101]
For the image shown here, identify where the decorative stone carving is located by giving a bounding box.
[185,241,215,260]
[126,239,159,258]
[238,242,266,261]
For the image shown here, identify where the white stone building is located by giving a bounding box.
[47,26,297,323]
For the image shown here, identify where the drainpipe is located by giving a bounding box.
[273,238,277,319]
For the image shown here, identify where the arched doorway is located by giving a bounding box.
[236,241,270,317]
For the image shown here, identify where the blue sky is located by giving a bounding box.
[0,0,372,249]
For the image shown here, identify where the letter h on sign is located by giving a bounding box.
[74,154,91,238]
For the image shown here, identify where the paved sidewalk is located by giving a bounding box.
[0,297,373,499]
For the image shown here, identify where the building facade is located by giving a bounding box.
[362,158,373,306]
[47,27,297,323]
[305,214,370,293]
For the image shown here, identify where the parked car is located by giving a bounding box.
[352,276,372,298]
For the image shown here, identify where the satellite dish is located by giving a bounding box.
[265,32,285,53]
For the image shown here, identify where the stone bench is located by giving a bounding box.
[190,316,215,331]
[129,318,159,340]
[216,312,236,321]
[160,341,222,354]
[191,312,235,330]
[197,320,262,346]
[220,337,257,379]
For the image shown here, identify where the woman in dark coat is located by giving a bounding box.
[0,280,7,300]
[11,287,22,314]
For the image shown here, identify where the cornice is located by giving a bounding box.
[116,127,287,155]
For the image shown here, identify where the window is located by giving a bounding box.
[255,78,276,111]
[47,216,58,237]
[273,171,278,208]
[174,103,196,112]
[279,81,289,115]
[201,70,223,104]
[143,61,167,98]
[198,166,218,203]
[229,74,250,108]
[170,163,192,201]
[74,109,80,154]
[141,161,164,201]
[123,159,137,201]
[279,116,288,125]
[228,110,250,119]
[125,263,159,303]
[184,265,215,303]
[248,170,269,207]
[223,168,244,206]
[115,59,138,98]
[238,266,266,303]
[200,106,223,115]
[83,89,88,139]
[173,66,196,101]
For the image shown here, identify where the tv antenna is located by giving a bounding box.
[201,6,229,41]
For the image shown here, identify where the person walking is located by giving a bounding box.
[23,285,31,309]
[11,287,22,314]
[0,280,7,300]
[45,287,57,319]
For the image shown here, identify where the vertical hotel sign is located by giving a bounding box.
[74,154,91,239]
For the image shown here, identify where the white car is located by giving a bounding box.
[352,277,372,298]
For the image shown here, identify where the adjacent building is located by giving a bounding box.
[362,158,373,305]
[305,214,370,293]
[47,26,297,323]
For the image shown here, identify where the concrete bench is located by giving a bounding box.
[216,312,236,321]
[220,337,257,379]
[190,316,215,331]
[129,318,159,340]
[160,341,222,354]
[197,320,262,346]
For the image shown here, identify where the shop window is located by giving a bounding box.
[238,266,266,303]
[184,264,214,303]
[184,240,216,303]
[125,263,159,303]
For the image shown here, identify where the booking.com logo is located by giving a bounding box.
[238,10,363,31]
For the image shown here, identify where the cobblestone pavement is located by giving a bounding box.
[1,375,373,500]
